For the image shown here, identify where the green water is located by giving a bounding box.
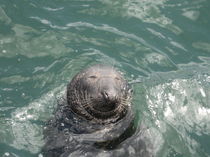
[0,0,210,156]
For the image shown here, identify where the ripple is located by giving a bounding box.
[182,10,200,21]
[0,7,11,24]
[43,7,64,11]
[192,42,210,53]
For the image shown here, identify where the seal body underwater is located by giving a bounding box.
[42,64,150,157]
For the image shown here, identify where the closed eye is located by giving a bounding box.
[115,77,120,80]
[89,75,97,79]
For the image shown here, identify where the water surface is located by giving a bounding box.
[0,0,210,156]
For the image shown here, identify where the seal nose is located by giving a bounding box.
[101,90,117,103]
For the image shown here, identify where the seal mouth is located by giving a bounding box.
[92,101,118,112]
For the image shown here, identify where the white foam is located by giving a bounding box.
[199,88,206,97]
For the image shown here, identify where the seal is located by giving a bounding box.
[42,65,137,157]
[67,64,132,124]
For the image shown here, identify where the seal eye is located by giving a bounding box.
[115,77,120,80]
[89,75,97,79]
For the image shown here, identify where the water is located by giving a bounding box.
[0,0,210,156]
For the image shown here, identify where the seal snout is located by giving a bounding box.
[94,90,118,112]
[101,90,117,103]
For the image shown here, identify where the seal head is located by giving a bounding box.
[67,64,132,123]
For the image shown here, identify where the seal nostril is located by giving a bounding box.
[102,91,109,100]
